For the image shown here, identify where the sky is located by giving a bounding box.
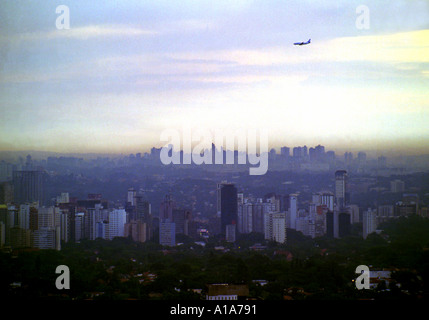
[0,0,428,157]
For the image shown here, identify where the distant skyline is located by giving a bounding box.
[1,1,428,156]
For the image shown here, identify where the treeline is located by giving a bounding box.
[1,216,429,300]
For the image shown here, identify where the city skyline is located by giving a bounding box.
[1,1,428,156]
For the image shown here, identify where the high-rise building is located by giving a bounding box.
[31,227,60,250]
[159,220,175,246]
[12,169,45,205]
[225,224,236,243]
[160,194,175,221]
[264,212,287,244]
[172,208,192,236]
[135,195,152,240]
[127,188,137,207]
[216,181,228,216]
[338,212,351,238]
[96,221,108,239]
[124,220,147,242]
[289,194,298,229]
[74,212,85,242]
[363,208,377,239]
[238,202,253,234]
[335,170,348,209]
[37,206,55,229]
[108,209,127,240]
[219,183,238,235]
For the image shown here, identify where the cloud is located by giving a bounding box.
[0,24,158,44]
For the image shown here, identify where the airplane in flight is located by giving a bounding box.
[294,39,311,46]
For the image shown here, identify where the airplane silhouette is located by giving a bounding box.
[294,39,311,46]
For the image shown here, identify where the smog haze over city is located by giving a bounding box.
[1,0,429,312]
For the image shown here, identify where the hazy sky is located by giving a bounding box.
[1,0,428,156]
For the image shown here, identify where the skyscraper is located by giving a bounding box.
[363,208,377,239]
[289,194,298,229]
[219,183,238,236]
[335,170,348,209]
[159,220,175,246]
[108,209,127,240]
[159,194,175,221]
[264,212,287,244]
[127,188,137,206]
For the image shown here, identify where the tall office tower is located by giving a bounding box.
[124,220,147,242]
[280,194,290,212]
[172,208,192,235]
[108,209,127,240]
[159,220,175,246]
[238,202,253,234]
[363,208,377,239]
[338,212,351,238]
[37,206,55,229]
[159,194,175,221]
[19,204,30,229]
[74,212,85,242]
[251,203,264,233]
[86,208,97,240]
[335,170,348,210]
[348,204,360,224]
[289,194,298,229]
[314,205,328,237]
[12,169,45,205]
[96,221,108,239]
[237,192,244,205]
[264,212,287,244]
[135,195,152,240]
[57,204,76,243]
[219,183,238,236]
[216,181,228,217]
[31,227,60,250]
[59,211,69,243]
[127,188,137,206]
[226,224,236,243]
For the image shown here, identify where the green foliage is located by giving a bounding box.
[2,216,429,300]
